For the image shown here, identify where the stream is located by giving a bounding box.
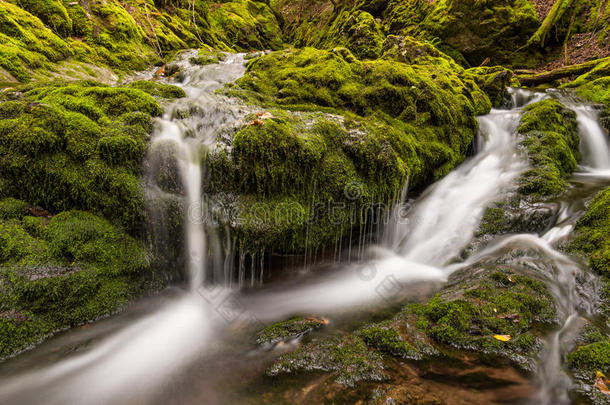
[0,55,609,405]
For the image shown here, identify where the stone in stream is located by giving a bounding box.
[256,316,328,346]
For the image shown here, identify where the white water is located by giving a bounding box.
[149,51,248,290]
[572,105,610,171]
[243,106,529,320]
[0,53,249,405]
[392,110,527,265]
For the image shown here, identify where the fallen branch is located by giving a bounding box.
[518,57,610,87]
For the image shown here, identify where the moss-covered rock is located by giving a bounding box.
[465,66,514,108]
[267,334,387,387]
[517,98,580,197]
[358,324,423,360]
[570,187,610,277]
[0,0,281,83]
[127,80,186,99]
[209,0,283,51]
[0,209,155,357]
[0,80,175,233]
[256,316,328,345]
[275,0,541,68]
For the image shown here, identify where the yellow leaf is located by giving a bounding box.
[595,371,610,396]
[493,334,512,342]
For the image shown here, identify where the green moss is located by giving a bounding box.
[569,187,610,277]
[517,99,580,197]
[0,80,161,232]
[404,0,541,67]
[212,46,493,254]
[267,335,387,387]
[318,10,386,60]
[406,270,555,364]
[209,0,283,52]
[568,340,610,373]
[127,80,186,99]
[189,47,226,66]
[9,0,72,37]
[256,316,327,345]
[0,197,28,220]
[465,66,513,108]
[0,209,153,357]
[358,325,421,359]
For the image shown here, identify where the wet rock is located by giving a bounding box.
[267,334,388,387]
[465,66,514,107]
[256,316,328,346]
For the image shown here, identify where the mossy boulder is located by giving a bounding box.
[570,187,610,277]
[127,80,186,99]
[358,324,423,360]
[517,98,580,197]
[7,0,72,37]
[189,47,227,66]
[0,80,173,233]
[0,209,155,357]
[465,66,514,108]
[0,0,281,82]
[210,46,493,254]
[385,0,541,67]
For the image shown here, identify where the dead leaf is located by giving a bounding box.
[247,119,264,127]
[257,112,274,119]
[493,334,512,342]
[156,67,165,76]
[595,371,610,395]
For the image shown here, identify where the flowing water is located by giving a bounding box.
[0,55,609,405]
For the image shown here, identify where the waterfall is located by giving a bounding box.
[573,105,610,171]
[391,109,527,265]
[147,52,248,289]
[243,102,529,320]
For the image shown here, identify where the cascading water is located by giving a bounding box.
[0,52,250,405]
[391,109,527,265]
[147,51,249,289]
[1,65,609,404]
[572,104,610,171]
[243,103,529,319]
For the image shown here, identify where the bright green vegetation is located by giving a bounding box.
[0,205,155,357]
[568,340,610,375]
[465,66,514,108]
[256,316,327,345]
[209,47,492,253]
[267,334,387,387]
[189,47,226,65]
[570,187,610,277]
[0,0,281,83]
[209,0,283,51]
[266,267,555,386]
[0,80,185,232]
[406,271,554,360]
[128,80,187,99]
[517,99,580,196]
[0,79,186,356]
[276,0,540,68]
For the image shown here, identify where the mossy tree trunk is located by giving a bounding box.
[527,0,575,47]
